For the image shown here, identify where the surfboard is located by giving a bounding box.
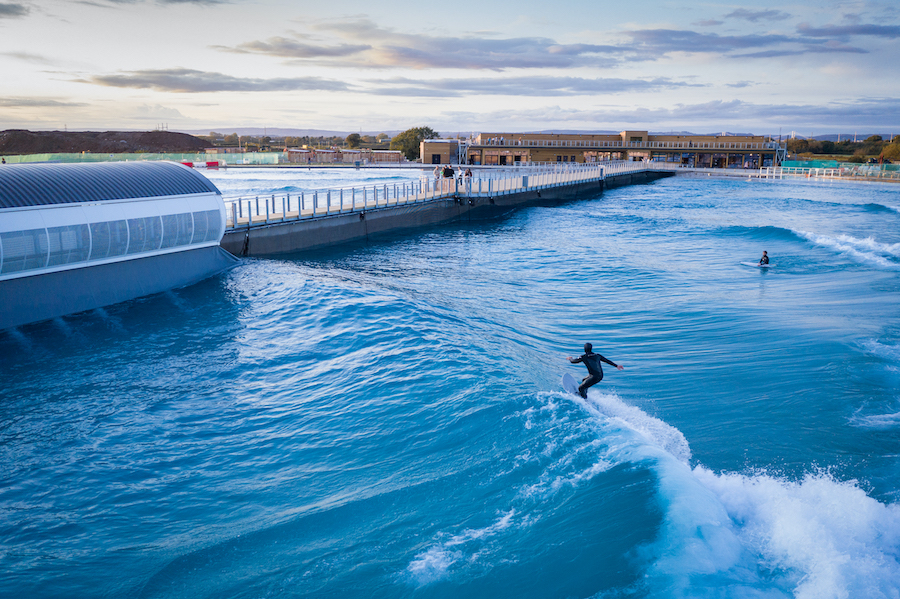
[562,372,580,396]
[740,261,774,268]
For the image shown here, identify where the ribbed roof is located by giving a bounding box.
[0,161,221,209]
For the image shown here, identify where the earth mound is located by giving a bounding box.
[0,130,209,155]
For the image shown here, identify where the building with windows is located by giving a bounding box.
[423,131,784,168]
[0,161,238,329]
[285,148,402,165]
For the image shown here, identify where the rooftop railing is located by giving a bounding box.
[473,139,781,150]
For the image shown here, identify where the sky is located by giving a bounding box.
[1,0,899,135]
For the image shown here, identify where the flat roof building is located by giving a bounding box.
[423,131,784,168]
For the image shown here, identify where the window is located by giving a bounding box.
[126,216,162,255]
[160,212,194,249]
[0,228,48,274]
[46,224,90,267]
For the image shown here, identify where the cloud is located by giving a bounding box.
[131,103,185,119]
[0,2,29,18]
[90,0,226,5]
[725,9,791,22]
[220,18,625,70]
[626,28,868,57]
[80,68,352,92]
[797,22,900,39]
[217,16,893,73]
[0,51,54,64]
[440,98,900,129]
[0,97,87,107]
[367,76,702,97]
[694,19,723,27]
[215,36,370,58]
[626,29,794,53]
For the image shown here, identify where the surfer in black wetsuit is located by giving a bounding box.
[568,343,624,399]
[759,251,769,265]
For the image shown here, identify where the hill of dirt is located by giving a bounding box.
[0,130,209,155]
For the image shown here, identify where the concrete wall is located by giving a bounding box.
[1,246,239,329]
[221,171,673,257]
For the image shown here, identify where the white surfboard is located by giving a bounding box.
[740,261,774,268]
[562,372,580,396]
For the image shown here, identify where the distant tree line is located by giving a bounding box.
[199,132,392,151]
[198,128,444,161]
[787,135,899,163]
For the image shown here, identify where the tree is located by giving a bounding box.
[224,133,238,145]
[345,133,361,148]
[881,142,900,162]
[390,126,439,161]
[865,135,883,143]
[376,133,389,142]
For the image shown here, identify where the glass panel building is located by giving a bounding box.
[0,161,239,329]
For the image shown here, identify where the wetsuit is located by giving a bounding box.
[569,352,619,399]
[759,255,769,265]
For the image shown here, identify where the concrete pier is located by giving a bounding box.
[220,167,672,257]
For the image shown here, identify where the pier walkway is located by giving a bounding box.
[218,159,898,257]
[650,163,900,183]
[220,161,667,256]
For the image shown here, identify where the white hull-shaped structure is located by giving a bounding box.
[0,161,239,329]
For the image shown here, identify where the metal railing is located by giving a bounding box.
[473,139,782,150]
[648,163,900,182]
[223,161,655,230]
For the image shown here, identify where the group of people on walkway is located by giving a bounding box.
[433,164,473,181]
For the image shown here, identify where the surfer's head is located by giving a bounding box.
[584,343,592,353]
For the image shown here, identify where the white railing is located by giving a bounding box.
[647,163,900,182]
[223,161,657,229]
[475,139,782,150]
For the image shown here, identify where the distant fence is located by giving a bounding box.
[0,151,411,166]
[650,162,900,182]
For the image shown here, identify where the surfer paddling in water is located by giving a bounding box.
[759,251,769,266]
[568,343,624,399]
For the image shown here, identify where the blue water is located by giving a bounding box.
[3,173,900,598]
[202,166,428,198]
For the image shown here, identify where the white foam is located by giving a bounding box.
[577,390,692,463]
[694,468,900,599]
[852,411,900,429]
[404,510,517,586]
[568,389,900,598]
[862,339,900,363]
[850,401,900,429]
[796,230,900,269]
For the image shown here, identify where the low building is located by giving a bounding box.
[340,149,363,163]
[420,139,461,165]
[0,161,238,329]
[285,148,313,163]
[370,150,402,163]
[423,131,784,168]
[285,147,404,164]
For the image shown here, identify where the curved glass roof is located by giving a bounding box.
[0,161,221,209]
